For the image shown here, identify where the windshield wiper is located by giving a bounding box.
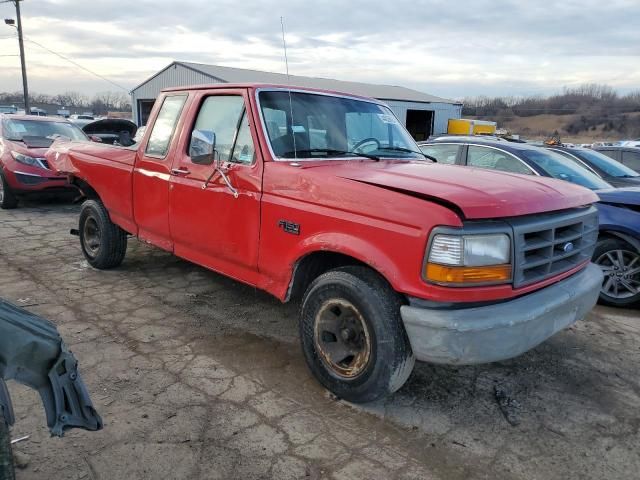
[282,148,380,161]
[378,146,436,162]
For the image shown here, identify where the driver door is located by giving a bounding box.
[168,89,263,284]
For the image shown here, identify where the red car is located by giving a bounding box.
[47,84,603,402]
[0,114,87,209]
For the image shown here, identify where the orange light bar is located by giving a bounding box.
[426,263,512,285]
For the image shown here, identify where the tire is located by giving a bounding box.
[593,237,640,307]
[0,419,15,480]
[79,199,127,269]
[0,172,18,210]
[300,266,415,403]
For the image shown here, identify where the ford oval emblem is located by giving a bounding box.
[563,242,575,253]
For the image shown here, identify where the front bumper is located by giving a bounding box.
[400,263,603,365]
[3,167,70,192]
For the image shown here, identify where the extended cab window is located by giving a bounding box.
[191,96,252,163]
[145,95,187,157]
[467,145,533,175]
[419,144,460,164]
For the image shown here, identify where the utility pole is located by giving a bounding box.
[14,0,28,113]
[3,0,29,113]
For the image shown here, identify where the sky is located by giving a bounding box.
[0,0,638,101]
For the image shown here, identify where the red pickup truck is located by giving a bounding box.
[47,84,603,402]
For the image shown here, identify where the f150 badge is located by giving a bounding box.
[278,220,300,235]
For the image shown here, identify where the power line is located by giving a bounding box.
[23,36,130,92]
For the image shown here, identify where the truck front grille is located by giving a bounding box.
[510,207,599,288]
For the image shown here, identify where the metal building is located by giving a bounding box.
[131,61,462,140]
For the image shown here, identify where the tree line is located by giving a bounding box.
[463,84,640,117]
[462,84,640,137]
[0,90,131,115]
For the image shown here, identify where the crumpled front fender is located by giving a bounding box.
[0,299,102,437]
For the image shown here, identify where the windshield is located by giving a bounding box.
[521,149,613,190]
[258,91,423,160]
[573,149,639,178]
[2,118,88,142]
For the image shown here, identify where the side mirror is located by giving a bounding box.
[89,135,102,143]
[189,129,216,165]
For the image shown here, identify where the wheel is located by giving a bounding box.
[300,266,415,403]
[0,419,15,480]
[593,238,640,307]
[79,199,127,269]
[0,171,18,210]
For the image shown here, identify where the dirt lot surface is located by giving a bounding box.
[1,200,639,480]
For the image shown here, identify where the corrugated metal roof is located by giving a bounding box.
[132,61,459,105]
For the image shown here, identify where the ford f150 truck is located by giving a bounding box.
[47,84,603,403]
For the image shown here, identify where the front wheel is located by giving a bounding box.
[593,238,640,307]
[79,199,127,269]
[300,266,415,403]
[0,419,15,480]
[0,172,18,210]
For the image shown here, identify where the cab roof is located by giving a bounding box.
[160,83,382,103]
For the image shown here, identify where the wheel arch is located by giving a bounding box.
[285,246,401,303]
[72,176,136,235]
[70,176,101,201]
[599,229,640,252]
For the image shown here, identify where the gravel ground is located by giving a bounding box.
[1,199,638,480]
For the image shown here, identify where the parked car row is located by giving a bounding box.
[419,136,640,307]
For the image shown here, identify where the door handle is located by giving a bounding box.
[171,168,190,176]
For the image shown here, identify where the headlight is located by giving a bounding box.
[426,233,511,285]
[11,151,48,169]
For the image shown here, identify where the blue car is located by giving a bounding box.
[419,136,640,307]
[546,145,640,188]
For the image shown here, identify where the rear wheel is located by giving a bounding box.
[79,199,127,269]
[0,419,15,480]
[593,238,640,307]
[300,266,415,403]
[0,172,18,210]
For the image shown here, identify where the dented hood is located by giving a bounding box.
[316,161,598,219]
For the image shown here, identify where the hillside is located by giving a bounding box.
[463,84,640,143]
[484,112,640,143]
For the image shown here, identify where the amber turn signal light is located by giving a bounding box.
[425,263,512,285]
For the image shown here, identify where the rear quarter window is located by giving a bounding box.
[419,144,460,164]
[467,145,533,175]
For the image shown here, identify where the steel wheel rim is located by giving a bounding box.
[314,299,371,379]
[596,248,640,299]
[83,216,101,257]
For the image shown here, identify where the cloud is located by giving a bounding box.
[0,0,638,98]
